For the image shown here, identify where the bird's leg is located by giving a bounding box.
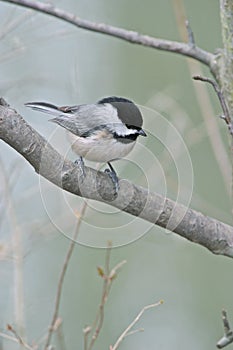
[104,162,119,194]
[74,156,86,179]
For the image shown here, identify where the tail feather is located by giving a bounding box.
[25,102,62,116]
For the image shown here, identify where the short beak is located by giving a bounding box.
[139,129,147,137]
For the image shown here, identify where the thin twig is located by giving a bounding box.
[222,310,231,334]
[193,75,232,127]
[0,158,26,343]
[217,310,233,348]
[0,0,214,68]
[88,245,112,349]
[4,325,34,350]
[185,20,195,47]
[123,328,144,337]
[83,326,91,350]
[172,0,231,192]
[55,318,66,350]
[0,10,36,40]
[43,201,88,350]
[85,244,126,350]
[110,300,163,350]
[0,153,26,343]
[86,242,112,350]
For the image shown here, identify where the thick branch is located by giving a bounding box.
[1,0,216,71]
[0,99,233,258]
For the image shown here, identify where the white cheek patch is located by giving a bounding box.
[101,104,140,137]
[112,125,138,136]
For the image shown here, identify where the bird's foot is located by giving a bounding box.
[104,162,119,195]
[74,156,86,180]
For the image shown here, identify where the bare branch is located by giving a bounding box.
[185,20,195,48]
[84,243,126,350]
[220,0,233,119]
[87,244,113,350]
[217,310,233,348]
[0,0,215,69]
[1,100,233,258]
[4,324,34,350]
[43,201,88,350]
[193,75,232,132]
[172,0,231,192]
[110,300,163,350]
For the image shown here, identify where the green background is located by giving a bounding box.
[0,1,232,349]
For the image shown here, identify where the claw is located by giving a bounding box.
[74,156,86,180]
[104,162,119,194]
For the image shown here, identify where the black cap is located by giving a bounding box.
[98,96,143,129]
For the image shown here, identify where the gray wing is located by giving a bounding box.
[26,101,129,137]
[50,103,124,137]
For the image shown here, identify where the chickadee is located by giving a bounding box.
[25,96,147,192]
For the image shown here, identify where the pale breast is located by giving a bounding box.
[67,130,136,162]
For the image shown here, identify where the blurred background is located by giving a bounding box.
[0,0,232,349]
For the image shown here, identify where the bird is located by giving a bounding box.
[25,96,147,192]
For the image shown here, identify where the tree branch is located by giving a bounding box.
[1,0,216,73]
[110,300,163,350]
[217,310,233,348]
[1,99,233,257]
[43,202,88,350]
[220,0,233,121]
[193,75,233,133]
